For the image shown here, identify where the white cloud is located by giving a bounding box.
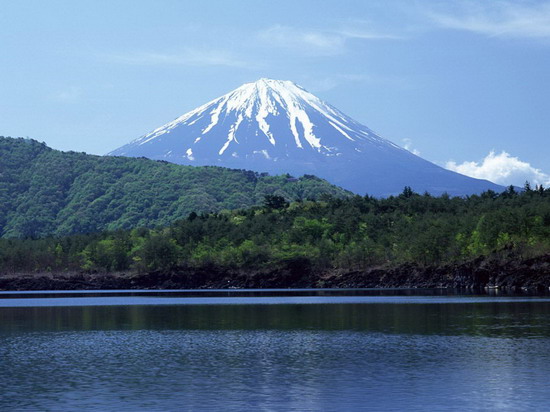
[258,24,399,56]
[402,138,420,155]
[428,1,550,39]
[446,151,550,186]
[51,86,82,103]
[258,25,345,56]
[105,49,250,68]
[333,28,402,41]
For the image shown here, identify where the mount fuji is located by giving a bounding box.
[109,78,502,196]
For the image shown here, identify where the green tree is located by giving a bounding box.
[136,234,182,271]
[263,195,288,210]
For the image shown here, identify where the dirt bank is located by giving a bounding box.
[1,253,549,292]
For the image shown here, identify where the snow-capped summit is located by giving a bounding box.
[109,78,502,196]
[111,78,398,159]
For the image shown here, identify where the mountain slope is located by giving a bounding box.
[0,137,350,238]
[109,78,503,196]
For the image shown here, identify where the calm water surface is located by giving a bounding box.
[1,289,549,411]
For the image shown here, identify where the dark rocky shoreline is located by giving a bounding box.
[1,253,550,293]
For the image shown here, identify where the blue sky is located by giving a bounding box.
[1,0,549,186]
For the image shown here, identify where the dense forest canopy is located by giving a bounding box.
[0,137,350,238]
[1,185,549,275]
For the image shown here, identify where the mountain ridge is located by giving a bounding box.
[0,136,350,238]
[109,78,504,196]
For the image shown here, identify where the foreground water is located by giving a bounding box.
[1,290,550,411]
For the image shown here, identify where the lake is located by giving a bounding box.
[1,289,550,411]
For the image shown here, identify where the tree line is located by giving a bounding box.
[1,184,549,274]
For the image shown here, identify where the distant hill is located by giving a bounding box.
[0,137,350,237]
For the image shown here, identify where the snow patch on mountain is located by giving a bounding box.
[115,78,396,158]
[109,78,504,196]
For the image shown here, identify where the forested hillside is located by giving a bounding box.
[0,137,350,237]
[1,185,549,276]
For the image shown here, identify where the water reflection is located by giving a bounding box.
[1,300,549,338]
[1,294,550,410]
[2,329,550,410]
